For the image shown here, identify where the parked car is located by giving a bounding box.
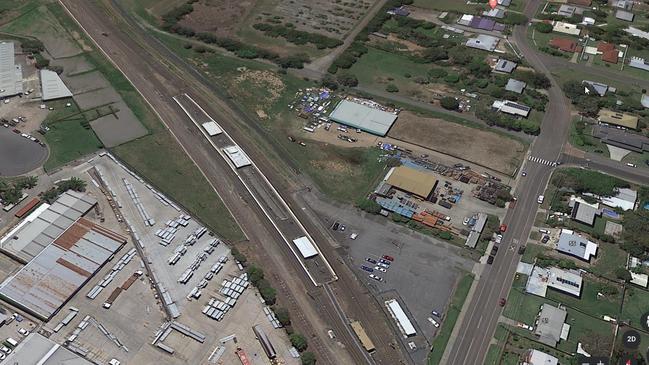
[518,245,527,255]
[369,274,383,282]
[332,222,339,231]
[490,246,498,256]
[0,347,10,355]
[365,258,377,264]
[499,224,507,233]
[361,265,373,273]
[377,262,389,269]
[521,171,527,177]
[382,255,394,261]
[627,163,637,168]
[499,298,507,307]
[431,310,442,318]
[17,328,29,336]
[462,217,470,226]
[379,259,391,265]
[340,225,346,231]
[428,317,440,328]
[541,235,550,244]
[374,266,387,273]
[487,256,494,265]
[537,195,544,204]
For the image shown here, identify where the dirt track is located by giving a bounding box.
[389,111,525,174]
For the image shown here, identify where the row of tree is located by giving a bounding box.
[253,23,343,49]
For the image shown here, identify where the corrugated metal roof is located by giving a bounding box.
[40,69,72,101]
[0,42,23,98]
[329,100,398,136]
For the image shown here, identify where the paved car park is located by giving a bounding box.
[302,194,475,362]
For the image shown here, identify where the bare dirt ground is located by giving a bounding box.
[179,0,256,35]
[388,111,525,174]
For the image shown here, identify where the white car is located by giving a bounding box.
[0,347,10,355]
[377,262,389,269]
[537,195,544,204]
[462,217,470,225]
[0,352,5,360]
[374,266,387,273]
[17,328,29,336]
[428,317,440,328]
[369,274,383,282]
[626,163,637,168]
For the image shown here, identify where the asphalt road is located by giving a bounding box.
[443,1,573,364]
[59,1,410,364]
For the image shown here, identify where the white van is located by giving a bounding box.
[6,338,17,347]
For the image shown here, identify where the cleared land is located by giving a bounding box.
[389,111,525,174]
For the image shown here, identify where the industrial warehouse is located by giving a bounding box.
[327,99,399,136]
[0,191,126,320]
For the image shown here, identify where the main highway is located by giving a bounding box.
[443,0,585,363]
[58,1,410,364]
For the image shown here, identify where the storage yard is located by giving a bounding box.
[0,152,301,365]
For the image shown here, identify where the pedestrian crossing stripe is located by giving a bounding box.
[528,156,557,166]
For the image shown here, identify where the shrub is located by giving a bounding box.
[274,307,291,326]
[535,22,553,33]
[301,352,317,365]
[440,96,459,110]
[290,333,308,352]
[385,84,399,92]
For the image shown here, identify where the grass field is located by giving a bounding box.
[349,47,431,92]
[502,275,546,325]
[41,99,102,171]
[546,277,623,318]
[428,273,474,365]
[1,2,244,241]
[621,287,649,328]
[521,243,549,264]
[591,242,628,280]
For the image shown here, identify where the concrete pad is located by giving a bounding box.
[0,128,48,176]
[607,144,631,161]
[89,101,148,147]
[40,33,84,59]
[52,55,94,77]
[604,221,623,237]
[63,71,111,95]
[73,88,121,110]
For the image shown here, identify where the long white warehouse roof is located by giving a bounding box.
[292,236,318,258]
[0,42,23,98]
[223,145,251,168]
[202,121,222,136]
[40,69,72,101]
[385,299,416,336]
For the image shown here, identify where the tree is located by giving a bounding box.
[337,72,358,87]
[301,352,317,365]
[440,96,459,110]
[443,73,460,84]
[535,23,553,33]
[258,279,277,304]
[502,12,528,25]
[385,84,399,93]
[615,267,632,282]
[274,307,291,326]
[356,198,381,214]
[247,265,265,286]
[231,247,247,265]
[290,333,308,352]
[321,75,339,90]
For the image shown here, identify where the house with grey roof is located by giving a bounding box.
[558,5,577,17]
[526,265,583,298]
[582,80,609,97]
[494,58,517,73]
[534,303,569,347]
[616,9,635,22]
[629,56,649,72]
[492,100,531,118]
[505,79,526,94]
[569,196,601,226]
[465,35,499,52]
[483,8,505,18]
[498,0,511,6]
[557,229,598,262]
[642,94,649,108]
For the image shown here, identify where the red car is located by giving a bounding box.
[499,298,507,307]
[499,224,507,233]
[382,255,394,262]
[12,129,20,134]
